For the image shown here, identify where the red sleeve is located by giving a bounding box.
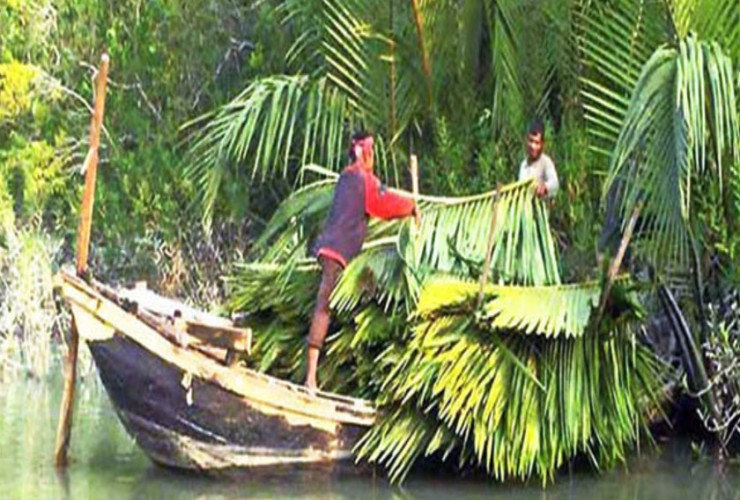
[363,171,415,220]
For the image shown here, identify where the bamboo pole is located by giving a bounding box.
[410,154,420,223]
[55,53,109,468]
[409,155,421,267]
[477,188,501,307]
[594,203,641,327]
[75,54,110,275]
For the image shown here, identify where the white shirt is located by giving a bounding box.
[518,153,559,198]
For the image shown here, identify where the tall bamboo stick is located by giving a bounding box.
[594,203,641,326]
[75,54,110,276]
[409,155,421,268]
[410,155,419,209]
[477,189,501,307]
[55,53,110,468]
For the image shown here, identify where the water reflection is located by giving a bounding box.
[1,376,739,500]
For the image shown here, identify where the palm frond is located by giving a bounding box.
[330,243,419,315]
[183,76,351,223]
[257,168,562,286]
[279,0,325,74]
[357,302,668,483]
[254,177,336,260]
[673,0,740,59]
[226,261,319,314]
[355,406,462,483]
[485,0,526,136]
[279,0,431,143]
[224,261,319,377]
[578,0,668,154]
[416,277,627,339]
[373,180,562,286]
[607,36,739,267]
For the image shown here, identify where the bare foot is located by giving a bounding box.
[304,383,318,397]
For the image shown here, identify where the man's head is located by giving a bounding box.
[526,119,545,162]
[349,130,374,170]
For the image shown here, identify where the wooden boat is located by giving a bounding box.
[57,270,376,473]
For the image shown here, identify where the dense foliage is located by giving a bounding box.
[2,0,740,484]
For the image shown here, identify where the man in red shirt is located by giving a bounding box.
[305,131,420,389]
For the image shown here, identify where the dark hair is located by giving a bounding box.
[527,119,545,141]
[348,130,373,161]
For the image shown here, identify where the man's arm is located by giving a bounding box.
[543,156,559,198]
[364,173,415,219]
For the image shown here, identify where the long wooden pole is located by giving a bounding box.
[477,189,501,307]
[75,54,110,275]
[410,155,420,217]
[55,53,109,468]
[594,203,641,327]
[409,155,421,267]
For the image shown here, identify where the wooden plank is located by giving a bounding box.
[117,285,232,328]
[137,308,230,363]
[100,279,249,357]
[185,321,252,354]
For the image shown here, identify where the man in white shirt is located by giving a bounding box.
[518,120,559,199]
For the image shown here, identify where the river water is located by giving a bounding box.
[1,372,739,500]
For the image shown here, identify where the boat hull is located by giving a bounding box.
[58,272,375,474]
[90,334,364,472]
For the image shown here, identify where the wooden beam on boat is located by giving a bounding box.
[136,308,231,363]
[184,320,252,355]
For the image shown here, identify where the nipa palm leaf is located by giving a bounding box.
[255,167,561,286]
[357,294,667,484]
[415,277,629,339]
[578,0,668,155]
[183,76,351,225]
[607,36,739,268]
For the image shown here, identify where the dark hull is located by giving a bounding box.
[88,333,365,473]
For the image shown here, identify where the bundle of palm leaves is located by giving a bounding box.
[356,277,666,482]
[225,175,668,483]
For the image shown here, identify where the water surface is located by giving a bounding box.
[1,372,738,499]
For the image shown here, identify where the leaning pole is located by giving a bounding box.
[54,52,110,467]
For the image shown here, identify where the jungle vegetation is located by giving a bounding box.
[2,0,740,485]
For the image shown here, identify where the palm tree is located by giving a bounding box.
[581,0,740,445]
[184,0,574,224]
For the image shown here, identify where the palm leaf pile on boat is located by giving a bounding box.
[226,173,668,483]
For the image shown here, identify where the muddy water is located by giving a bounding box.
[1,373,738,500]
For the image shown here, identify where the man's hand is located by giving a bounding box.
[412,205,422,227]
[535,183,548,198]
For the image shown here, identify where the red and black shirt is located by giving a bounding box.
[313,165,415,267]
